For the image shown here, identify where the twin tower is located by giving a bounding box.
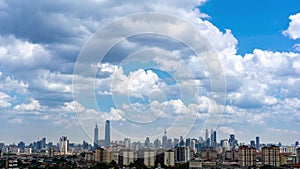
[94,120,110,148]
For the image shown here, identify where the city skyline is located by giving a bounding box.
[1,0,300,145]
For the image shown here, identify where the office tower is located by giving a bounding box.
[229,134,238,148]
[179,136,184,147]
[173,138,179,148]
[105,120,110,147]
[250,140,255,148]
[175,146,190,162]
[17,141,25,150]
[205,129,209,147]
[256,136,260,150]
[238,145,256,167]
[59,136,69,155]
[185,138,191,147]
[210,129,213,145]
[162,127,167,149]
[212,130,217,150]
[145,137,150,148]
[154,139,161,149]
[41,137,46,148]
[167,138,173,149]
[94,124,99,148]
[124,138,131,149]
[190,139,197,152]
[262,145,280,167]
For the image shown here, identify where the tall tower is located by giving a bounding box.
[210,129,214,147]
[162,126,167,149]
[205,129,209,147]
[105,120,110,147]
[213,130,217,150]
[256,136,260,150]
[59,136,69,155]
[94,124,99,148]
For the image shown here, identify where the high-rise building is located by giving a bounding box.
[154,139,161,149]
[145,137,150,148]
[262,145,280,167]
[41,137,46,148]
[250,140,255,148]
[173,138,179,148]
[212,130,217,150]
[59,136,69,155]
[105,120,110,147]
[94,124,99,148]
[256,136,260,150]
[175,146,190,162]
[229,134,238,149]
[210,129,214,145]
[205,129,209,147]
[238,145,256,167]
[179,136,185,147]
[162,127,167,149]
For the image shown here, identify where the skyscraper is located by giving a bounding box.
[256,136,260,150]
[205,129,209,147]
[212,130,217,150]
[94,124,99,148]
[59,136,69,155]
[105,120,110,147]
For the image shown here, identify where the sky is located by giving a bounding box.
[0,0,300,145]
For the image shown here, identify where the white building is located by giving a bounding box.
[122,150,135,166]
[59,136,69,155]
[164,150,175,167]
[144,149,155,167]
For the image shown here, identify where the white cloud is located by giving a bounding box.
[0,76,28,94]
[283,13,300,40]
[0,35,52,73]
[0,92,11,108]
[32,70,72,93]
[13,99,42,112]
[112,68,161,98]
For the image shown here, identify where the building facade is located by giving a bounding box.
[164,150,175,167]
[262,146,280,167]
[238,145,256,167]
[105,120,110,147]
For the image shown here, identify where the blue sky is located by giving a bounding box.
[0,0,300,145]
[201,0,300,54]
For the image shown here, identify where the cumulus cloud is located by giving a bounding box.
[283,13,300,40]
[13,99,43,115]
[0,35,52,73]
[0,92,11,108]
[112,68,161,98]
